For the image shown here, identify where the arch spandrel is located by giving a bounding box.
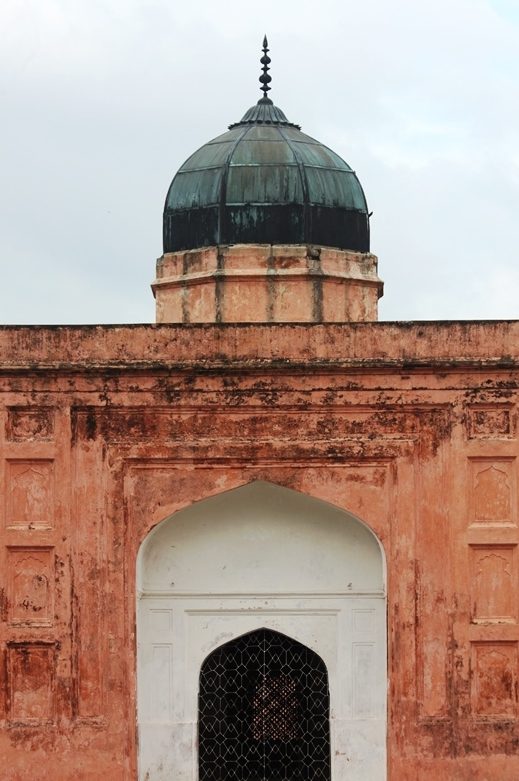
[129,465,390,558]
[137,480,385,596]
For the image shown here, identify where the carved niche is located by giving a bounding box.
[470,545,516,622]
[6,408,54,442]
[7,642,56,725]
[6,460,54,529]
[471,642,518,717]
[470,459,515,525]
[7,547,54,626]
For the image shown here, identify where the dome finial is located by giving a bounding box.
[259,35,272,103]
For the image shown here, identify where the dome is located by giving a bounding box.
[163,41,370,254]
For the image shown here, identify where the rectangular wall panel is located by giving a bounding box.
[352,643,375,718]
[352,609,376,635]
[467,406,513,439]
[469,458,516,526]
[5,459,54,530]
[7,546,54,626]
[7,643,56,724]
[148,609,173,634]
[150,645,172,721]
[6,408,55,441]
[471,642,518,718]
[470,545,516,622]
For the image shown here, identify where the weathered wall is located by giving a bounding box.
[153,245,383,323]
[0,321,519,780]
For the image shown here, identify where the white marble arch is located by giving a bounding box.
[136,480,387,781]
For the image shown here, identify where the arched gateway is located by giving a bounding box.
[136,482,387,780]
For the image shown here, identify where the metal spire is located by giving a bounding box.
[259,35,272,102]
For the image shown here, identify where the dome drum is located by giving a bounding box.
[163,203,370,255]
[153,243,382,324]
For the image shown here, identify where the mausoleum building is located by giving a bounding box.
[1,39,519,781]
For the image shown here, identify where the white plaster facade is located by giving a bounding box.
[137,482,387,780]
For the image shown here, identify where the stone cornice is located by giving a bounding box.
[0,321,518,374]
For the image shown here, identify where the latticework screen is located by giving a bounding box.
[198,628,331,781]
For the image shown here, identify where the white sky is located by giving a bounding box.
[1,0,518,324]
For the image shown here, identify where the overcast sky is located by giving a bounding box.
[1,0,519,324]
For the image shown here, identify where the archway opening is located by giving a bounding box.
[199,628,330,781]
[137,480,386,781]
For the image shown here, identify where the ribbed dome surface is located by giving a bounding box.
[163,100,370,253]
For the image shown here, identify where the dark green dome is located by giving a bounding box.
[163,44,370,253]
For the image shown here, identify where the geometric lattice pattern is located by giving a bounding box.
[199,628,331,781]
[253,674,299,741]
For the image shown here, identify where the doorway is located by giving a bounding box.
[136,481,387,780]
[199,627,330,781]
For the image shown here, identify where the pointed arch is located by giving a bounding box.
[136,479,387,780]
[137,480,385,597]
[141,477,385,553]
[198,627,330,781]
